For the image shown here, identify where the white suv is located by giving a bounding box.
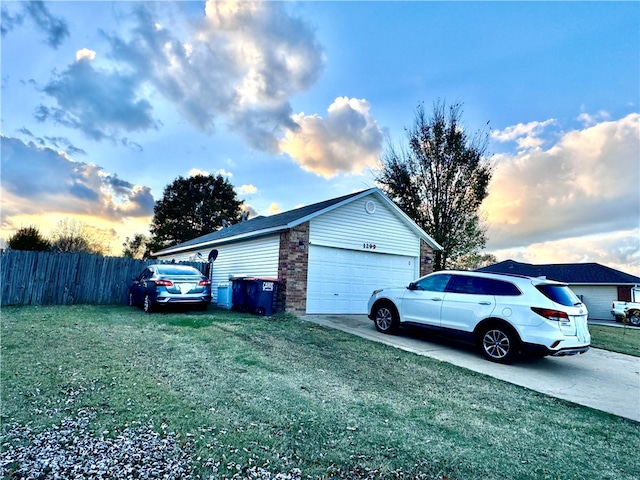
[367,270,590,363]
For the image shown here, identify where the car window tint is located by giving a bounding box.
[445,275,484,294]
[485,279,521,296]
[415,274,451,292]
[536,284,580,306]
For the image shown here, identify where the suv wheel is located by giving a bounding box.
[373,303,399,334]
[479,324,519,363]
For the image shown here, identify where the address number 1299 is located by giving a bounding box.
[363,243,377,250]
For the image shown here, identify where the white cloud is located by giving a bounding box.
[483,113,640,256]
[279,97,384,178]
[577,110,611,127]
[238,184,258,194]
[491,119,557,151]
[75,48,96,62]
[189,168,210,177]
[267,202,281,214]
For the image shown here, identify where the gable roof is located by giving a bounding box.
[477,260,640,285]
[153,188,442,256]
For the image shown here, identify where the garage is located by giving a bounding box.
[153,188,442,315]
[306,245,417,314]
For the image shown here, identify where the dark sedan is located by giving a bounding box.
[128,264,212,312]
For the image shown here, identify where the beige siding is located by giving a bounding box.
[570,285,618,320]
[309,196,420,256]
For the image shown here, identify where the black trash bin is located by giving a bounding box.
[230,276,249,312]
[245,277,279,316]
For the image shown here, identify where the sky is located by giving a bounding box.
[1,0,639,276]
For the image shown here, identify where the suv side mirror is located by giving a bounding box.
[407,282,418,291]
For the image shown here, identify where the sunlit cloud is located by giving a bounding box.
[238,184,258,194]
[279,97,384,178]
[267,202,281,214]
[483,113,640,271]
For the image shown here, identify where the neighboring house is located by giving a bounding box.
[153,188,442,315]
[477,260,640,320]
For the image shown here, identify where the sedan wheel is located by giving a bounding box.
[128,292,135,307]
[480,326,518,363]
[143,294,154,313]
[373,304,399,334]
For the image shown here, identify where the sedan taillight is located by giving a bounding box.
[155,279,173,287]
[199,279,211,286]
[531,307,569,322]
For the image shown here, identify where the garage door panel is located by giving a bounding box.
[307,245,417,314]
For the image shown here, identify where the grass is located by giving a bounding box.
[589,324,640,356]
[2,305,639,479]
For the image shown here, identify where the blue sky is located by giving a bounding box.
[1,1,639,275]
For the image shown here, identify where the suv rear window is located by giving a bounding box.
[536,284,580,306]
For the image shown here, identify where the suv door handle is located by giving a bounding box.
[479,301,492,305]
[430,297,442,302]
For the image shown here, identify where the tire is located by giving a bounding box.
[143,294,154,313]
[373,303,400,334]
[479,324,519,364]
[628,310,640,326]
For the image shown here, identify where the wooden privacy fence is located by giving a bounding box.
[0,250,210,306]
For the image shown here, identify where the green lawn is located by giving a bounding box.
[589,324,640,356]
[1,305,639,479]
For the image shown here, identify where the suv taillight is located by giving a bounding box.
[155,279,173,287]
[199,279,211,286]
[531,307,569,322]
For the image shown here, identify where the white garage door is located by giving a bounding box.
[306,245,418,314]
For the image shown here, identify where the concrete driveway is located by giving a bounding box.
[302,315,640,423]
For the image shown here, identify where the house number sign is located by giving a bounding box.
[363,243,377,250]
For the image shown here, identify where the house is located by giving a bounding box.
[477,260,640,320]
[153,188,442,315]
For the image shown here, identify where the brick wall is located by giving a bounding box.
[277,222,310,315]
[420,240,435,277]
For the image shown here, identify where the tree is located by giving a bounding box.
[377,101,493,270]
[122,233,151,259]
[149,174,243,252]
[50,218,105,255]
[449,252,498,271]
[7,225,51,251]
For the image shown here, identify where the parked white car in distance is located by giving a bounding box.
[368,270,591,363]
[611,301,640,325]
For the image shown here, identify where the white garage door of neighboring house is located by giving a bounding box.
[306,245,418,314]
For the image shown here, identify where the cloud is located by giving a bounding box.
[279,97,385,178]
[491,119,557,151]
[489,229,640,277]
[238,184,258,194]
[189,168,211,177]
[483,113,640,252]
[1,5,25,37]
[0,135,155,223]
[102,1,324,151]
[267,203,281,214]
[25,1,70,48]
[76,48,96,62]
[1,1,68,48]
[36,58,158,141]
